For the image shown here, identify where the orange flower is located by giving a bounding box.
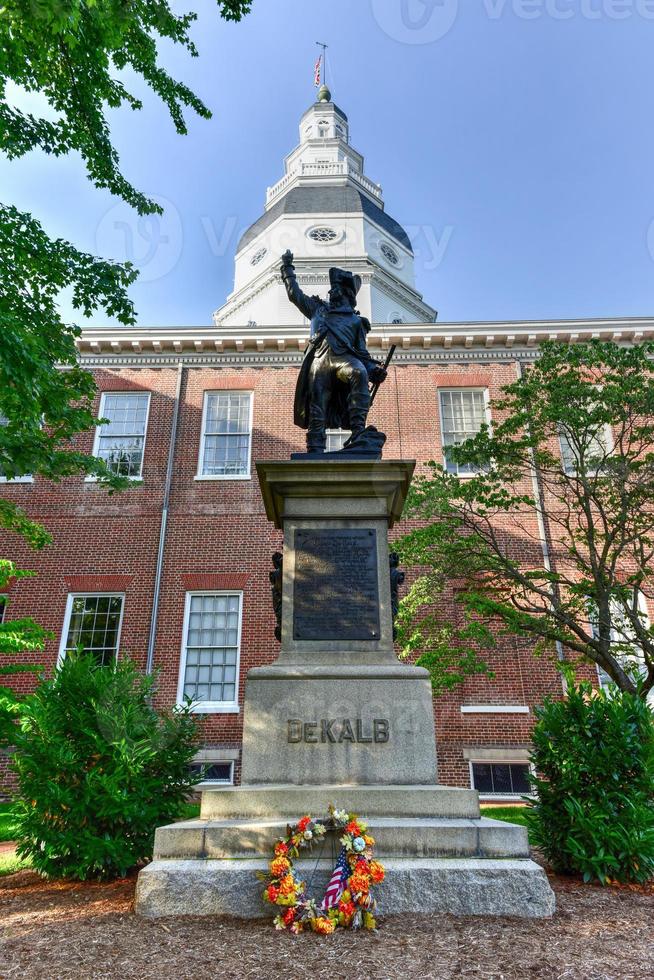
[338,899,355,918]
[270,856,291,877]
[312,916,336,935]
[282,907,296,926]
[297,815,311,833]
[363,834,375,847]
[369,860,385,884]
[266,884,280,903]
[348,872,370,895]
[354,858,369,873]
[274,841,289,856]
[278,874,297,896]
[345,820,361,835]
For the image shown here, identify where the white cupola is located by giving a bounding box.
[213,88,437,328]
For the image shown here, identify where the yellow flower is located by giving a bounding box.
[270,856,291,877]
[363,912,377,930]
[278,874,297,896]
[369,860,385,884]
[312,916,336,935]
[363,834,375,847]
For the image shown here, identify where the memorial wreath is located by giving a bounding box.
[260,805,385,934]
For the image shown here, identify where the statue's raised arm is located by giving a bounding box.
[281,251,390,458]
[280,251,321,322]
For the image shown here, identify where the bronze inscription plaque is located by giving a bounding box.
[293,529,380,641]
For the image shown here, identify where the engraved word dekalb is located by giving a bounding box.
[293,528,380,641]
[288,719,390,744]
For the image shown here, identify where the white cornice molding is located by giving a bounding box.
[76,317,654,360]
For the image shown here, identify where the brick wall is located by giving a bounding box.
[0,357,597,794]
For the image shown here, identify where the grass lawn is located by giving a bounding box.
[0,850,30,877]
[178,802,201,821]
[480,804,529,827]
[0,802,17,842]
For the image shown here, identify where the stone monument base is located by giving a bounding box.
[135,784,555,918]
[240,663,438,785]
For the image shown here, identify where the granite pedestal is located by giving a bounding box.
[135,460,554,918]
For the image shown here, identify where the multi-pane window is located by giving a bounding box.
[179,593,242,710]
[439,389,489,475]
[199,392,252,478]
[471,762,531,796]
[559,423,612,476]
[0,595,6,624]
[60,594,124,665]
[589,593,654,704]
[326,429,351,452]
[94,392,150,478]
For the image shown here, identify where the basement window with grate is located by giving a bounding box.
[189,761,234,785]
[470,761,531,797]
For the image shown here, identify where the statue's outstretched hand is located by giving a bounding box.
[281,250,294,268]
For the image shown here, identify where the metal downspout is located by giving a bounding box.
[515,360,567,693]
[146,360,184,674]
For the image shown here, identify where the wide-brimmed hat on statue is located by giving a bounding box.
[329,267,362,299]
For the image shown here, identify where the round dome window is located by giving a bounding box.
[308,226,338,243]
[250,247,267,266]
[380,242,400,266]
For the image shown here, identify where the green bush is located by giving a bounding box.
[11,652,198,880]
[526,682,654,884]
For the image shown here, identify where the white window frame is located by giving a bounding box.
[87,391,151,481]
[57,592,126,666]
[195,391,253,481]
[590,591,654,705]
[177,590,243,714]
[468,759,535,801]
[189,759,235,786]
[559,422,614,477]
[460,705,530,714]
[325,428,351,452]
[0,595,7,624]
[0,473,33,484]
[438,388,491,478]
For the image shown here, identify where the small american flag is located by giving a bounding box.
[314,54,322,87]
[321,847,349,909]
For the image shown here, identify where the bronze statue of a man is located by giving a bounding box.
[280,250,388,454]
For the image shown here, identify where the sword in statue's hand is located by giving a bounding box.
[369,344,396,409]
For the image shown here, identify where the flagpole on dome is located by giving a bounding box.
[315,41,330,102]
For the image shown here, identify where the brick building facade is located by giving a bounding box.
[2,93,651,797]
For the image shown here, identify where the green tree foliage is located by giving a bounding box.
[0,560,49,749]
[12,653,198,880]
[395,342,654,699]
[0,1,252,711]
[0,0,253,500]
[1,0,252,213]
[526,681,654,884]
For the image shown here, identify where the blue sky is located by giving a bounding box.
[3,0,654,326]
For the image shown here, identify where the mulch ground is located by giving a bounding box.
[1,867,652,980]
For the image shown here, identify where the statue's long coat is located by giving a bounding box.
[284,278,377,430]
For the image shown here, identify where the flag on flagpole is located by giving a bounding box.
[321,847,349,909]
[314,54,322,87]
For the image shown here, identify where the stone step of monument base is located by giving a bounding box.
[135,857,555,919]
[153,815,529,861]
[200,784,481,820]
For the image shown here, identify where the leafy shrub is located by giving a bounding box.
[11,652,198,880]
[526,682,654,884]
